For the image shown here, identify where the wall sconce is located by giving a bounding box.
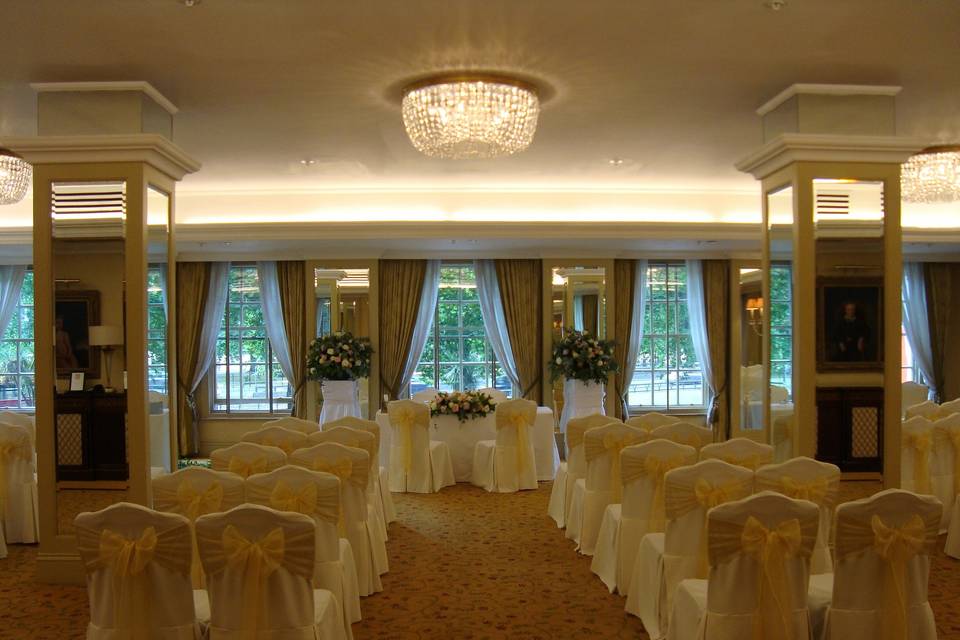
[745,296,765,336]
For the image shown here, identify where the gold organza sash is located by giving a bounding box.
[77,523,192,639]
[903,430,933,493]
[0,434,30,503]
[306,455,368,489]
[153,479,234,521]
[835,512,938,640]
[585,430,645,502]
[390,406,425,472]
[620,454,688,531]
[707,515,816,640]
[566,417,613,451]
[256,435,302,455]
[499,407,535,474]
[756,475,839,508]
[227,456,269,479]
[245,480,339,525]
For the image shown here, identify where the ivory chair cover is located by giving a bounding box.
[477,387,509,403]
[385,399,455,493]
[755,456,840,574]
[245,466,361,635]
[649,422,714,451]
[264,416,321,435]
[290,442,387,596]
[309,426,386,539]
[901,416,935,501]
[905,400,939,420]
[241,425,309,456]
[195,504,345,640]
[902,382,930,416]
[567,422,646,554]
[472,398,539,493]
[0,411,35,446]
[699,438,774,471]
[624,459,753,639]
[625,412,680,433]
[411,387,439,403]
[811,489,941,640]
[209,442,286,479]
[0,423,38,543]
[152,467,246,588]
[591,439,697,594]
[928,413,960,532]
[667,492,819,640]
[943,416,960,558]
[547,413,619,529]
[938,397,960,417]
[323,415,396,525]
[74,502,205,640]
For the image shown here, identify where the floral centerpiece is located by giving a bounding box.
[548,329,619,384]
[429,390,497,423]
[306,331,373,381]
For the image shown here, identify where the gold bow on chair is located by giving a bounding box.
[871,514,927,640]
[99,527,159,639]
[222,525,285,640]
[506,411,533,475]
[740,516,803,640]
[904,431,933,493]
[693,478,736,577]
[270,481,318,515]
[176,480,224,521]
[644,455,687,531]
[393,408,416,472]
[228,456,268,479]
[779,476,830,505]
[312,457,353,481]
[603,433,636,502]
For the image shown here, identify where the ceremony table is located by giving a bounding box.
[376,407,559,483]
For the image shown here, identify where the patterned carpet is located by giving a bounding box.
[2,481,960,638]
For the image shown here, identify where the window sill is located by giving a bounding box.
[628,408,706,416]
[203,413,286,421]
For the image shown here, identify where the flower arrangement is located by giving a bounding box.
[548,329,619,384]
[306,331,373,381]
[429,390,497,423]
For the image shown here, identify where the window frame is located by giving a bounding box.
[146,265,168,395]
[0,269,34,411]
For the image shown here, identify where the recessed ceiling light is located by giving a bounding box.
[608,158,625,166]
[181,0,201,6]
[300,159,316,166]
[763,0,787,10]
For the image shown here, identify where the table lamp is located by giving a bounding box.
[89,324,123,392]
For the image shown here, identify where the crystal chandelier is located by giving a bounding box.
[401,75,540,159]
[901,145,960,204]
[0,148,32,205]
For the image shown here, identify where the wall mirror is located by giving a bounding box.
[314,267,370,417]
[737,265,764,432]
[147,186,172,473]
[765,185,795,459]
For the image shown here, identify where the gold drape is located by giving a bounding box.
[175,262,212,456]
[613,259,636,420]
[378,260,428,402]
[703,260,729,439]
[924,263,953,403]
[495,259,543,403]
[277,261,308,418]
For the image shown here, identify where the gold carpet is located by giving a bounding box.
[2,481,960,638]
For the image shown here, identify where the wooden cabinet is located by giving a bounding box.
[815,387,883,472]
[55,392,127,481]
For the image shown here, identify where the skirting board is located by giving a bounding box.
[37,551,85,584]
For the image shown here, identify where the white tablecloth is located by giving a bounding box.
[376,407,559,483]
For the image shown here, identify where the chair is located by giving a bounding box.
[625,412,680,433]
[264,415,320,435]
[902,415,935,496]
[770,384,790,404]
[152,467,245,588]
[195,504,346,640]
[547,413,619,529]
[245,466,361,636]
[290,442,387,596]
[241,425,309,455]
[649,422,714,451]
[755,456,840,574]
[624,459,753,639]
[0,411,34,445]
[74,502,206,639]
[591,439,697,594]
[472,398,539,493]
[567,422,646,555]
[903,381,930,415]
[938,396,960,418]
[324,415,396,526]
[209,442,286,479]
[411,387,439,403]
[813,489,941,640]
[477,387,509,403]
[905,400,939,420]
[942,414,960,558]
[385,399,455,493]
[0,422,38,543]
[929,413,960,532]
[667,492,820,640]
[699,437,774,471]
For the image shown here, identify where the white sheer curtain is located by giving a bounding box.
[474,260,520,392]
[399,260,441,396]
[573,294,584,331]
[621,259,648,417]
[188,262,229,402]
[685,259,717,419]
[0,265,26,339]
[902,262,935,398]
[257,261,295,391]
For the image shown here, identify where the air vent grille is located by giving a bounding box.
[52,181,126,219]
[815,191,850,217]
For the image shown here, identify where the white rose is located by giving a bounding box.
[343,360,352,368]
[556,357,562,364]
[327,348,335,355]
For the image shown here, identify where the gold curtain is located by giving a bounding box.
[277,261,308,418]
[496,259,543,403]
[925,263,953,403]
[703,260,730,439]
[378,260,428,402]
[175,262,211,456]
[613,259,637,419]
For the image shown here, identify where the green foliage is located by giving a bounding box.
[307,331,373,381]
[549,329,619,384]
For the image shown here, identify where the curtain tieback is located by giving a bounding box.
[222,525,285,640]
[740,516,802,640]
[871,514,926,640]
[99,527,158,639]
[904,432,933,493]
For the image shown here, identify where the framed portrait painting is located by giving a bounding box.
[816,278,883,371]
[55,290,101,379]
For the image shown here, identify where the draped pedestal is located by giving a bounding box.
[560,379,605,433]
[319,380,361,424]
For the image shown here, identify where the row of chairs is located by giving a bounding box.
[0,411,39,557]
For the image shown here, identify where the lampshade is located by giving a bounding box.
[88,325,123,347]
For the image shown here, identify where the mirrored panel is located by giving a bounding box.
[738,266,764,431]
[315,268,370,417]
[766,185,795,459]
[550,266,607,415]
[147,186,171,473]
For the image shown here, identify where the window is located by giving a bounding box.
[768,264,793,399]
[146,266,168,394]
[409,264,511,396]
[212,265,292,413]
[901,324,923,384]
[0,270,34,410]
[628,263,705,410]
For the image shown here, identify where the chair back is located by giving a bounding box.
[770,384,790,404]
[495,398,537,443]
[308,426,377,479]
[620,439,696,529]
[75,502,197,638]
[289,442,370,524]
[902,381,930,415]
[478,387,509,403]
[386,399,432,476]
[210,442,286,479]
[830,489,941,640]
[411,387,438,403]
[153,467,245,521]
[241,425,308,456]
[566,413,620,476]
[937,397,960,418]
[650,421,713,451]
[902,416,935,494]
[263,416,319,435]
[323,415,381,461]
[905,400,939,420]
[930,412,960,530]
[703,492,819,640]
[0,423,33,496]
[700,437,774,471]
[196,504,317,639]
[582,422,646,500]
[624,412,679,432]
[0,411,34,446]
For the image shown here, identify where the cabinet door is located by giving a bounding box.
[842,388,883,473]
[815,388,844,467]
